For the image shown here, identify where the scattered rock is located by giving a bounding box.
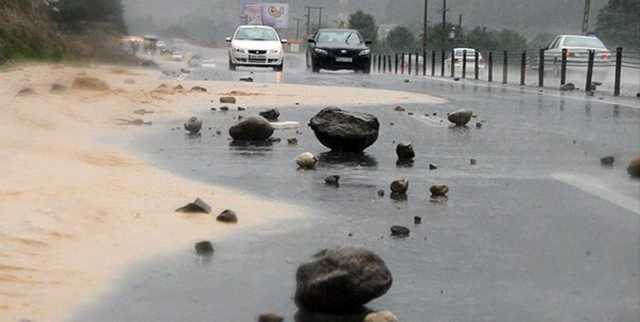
[390,179,409,194]
[258,313,283,322]
[287,138,298,145]
[72,76,110,91]
[216,130,222,135]
[50,83,67,93]
[237,106,246,111]
[259,108,280,121]
[430,185,449,197]
[309,107,380,153]
[220,106,230,111]
[229,116,274,141]
[174,84,184,91]
[390,226,410,238]
[194,241,214,255]
[364,311,400,322]
[16,87,36,96]
[240,77,254,82]
[377,189,385,197]
[475,122,483,128]
[394,105,406,112]
[180,68,191,74]
[470,158,477,166]
[133,108,154,115]
[636,93,640,98]
[295,247,393,313]
[414,216,422,225]
[628,157,640,177]
[141,59,157,68]
[453,77,461,81]
[190,86,207,92]
[184,117,203,135]
[429,163,438,170]
[220,96,237,104]
[600,156,615,167]
[175,198,212,214]
[560,83,576,91]
[296,152,319,170]
[217,209,238,223]
[325,175,340,186]
[448,109,473,126]
[408,112,414,116]
[396,143,415,162]
[124,78,136,84]
[403,79,410,83]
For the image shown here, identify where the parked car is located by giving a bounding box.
[226,25,286,71]
[445,48,485,71]
[171,51,185,61]
[306,29,372,73]
[539,35,611,76]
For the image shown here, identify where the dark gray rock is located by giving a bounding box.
[174,84,184,90]
[390,226,410,238]
[476,122,483,128]
[393,105,406,112]
[600,156,615,167]
[184,117,203,135]
[229,116,274,141]
[220,106,230,111]
[560,83,576,91]
[390,179,409,194]
[325,175,340,186]
[295,247,393,313]
[238,106,246,111]
[448,109,473,126]
[377,189,385,197]
[16,87,36,96]
[190,86,207,92]
[50,83,67,93]
[429,163,438,170]
[194,241,214,255]
[258,313,283,322]
[217,209,238,223]
[288,138,298,145]
[240,77,254,82]
[220,96,237,104]
[430,185,449,197]
[414,216,422,225]
[628,157,640,178]
[470,158,477,166]
[396,143,415,161]
[175,198,211,214]
[309,107,380,153]
[259,108,280,121]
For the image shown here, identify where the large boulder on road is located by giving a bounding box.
[229,116,274,141]
[309,107,379,153]
[448,109,473,127]
[295,247,393,313]
[628,157,640,178]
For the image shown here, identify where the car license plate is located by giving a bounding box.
[336,57,353,63]
[249,55,265,60]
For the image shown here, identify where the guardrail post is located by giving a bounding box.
[440,50,445,77]
[538,49,545,88]
[614,47,622,96]
[423,51,427,76]
[383,54,387,73]
[408,53,413,75]
[503,51,508,84]
[395,53,399,74]
[431,50,436,76]
[520,51,526,86]
[401,53,405,74]
[474,51,480,80]
[586,50,595,92]
[388,56,392,73]
[561,49,567,85]
[377,55,381,73]
[415,52,420,75]
[488,52,493,82]
[462,50,467,79]
[451,50,456,77]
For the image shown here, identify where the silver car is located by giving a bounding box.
[542,35,611,76]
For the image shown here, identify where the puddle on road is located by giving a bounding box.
[74,99,640,322]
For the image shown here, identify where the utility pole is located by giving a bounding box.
[305,6,324,35]
[441,0,448,49]
[458,14,462,29]
[305,7,311,34]
[318,7,323,29]
[294,18,304,40]
[422,0,428,52]
[582,0,591,35]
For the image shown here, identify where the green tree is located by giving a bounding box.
[386,26,417,52]
[465,27,499,51]
[348,11,378,45]
[529,32,555,50]
[426,23,459,50]
[56,0,126,33]
[494,29,528,52]
[595,0,640,48]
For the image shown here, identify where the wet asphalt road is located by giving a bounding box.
[71,48,640,322]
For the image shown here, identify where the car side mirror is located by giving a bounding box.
[281,39,288,44]
[225,37,232,43]
[365,40,372,45]
[308,39,316,44]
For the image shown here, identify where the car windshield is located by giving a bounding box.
[317,31,362,44]
[563,36,606,49]
[235,27,278,41]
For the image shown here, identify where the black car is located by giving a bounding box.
[306,29,372,73]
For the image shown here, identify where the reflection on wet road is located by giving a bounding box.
[72,47,640,322]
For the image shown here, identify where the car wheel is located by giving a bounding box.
[311,58,320,73]
[228,58,236,71]
[274,63,284,72]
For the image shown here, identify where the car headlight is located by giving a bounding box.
[314,48,328,55]
[358,49,371,56]
[234,48,248,54]
[270,49,281,54]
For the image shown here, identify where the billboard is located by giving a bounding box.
[241,2,289,29]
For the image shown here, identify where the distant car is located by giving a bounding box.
[306,28,372,73]
[226,25,286,71]
[540,35,611,76]
[171,51,185,61]
[445,48,485,71]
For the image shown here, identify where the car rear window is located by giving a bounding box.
[562,37,606,49]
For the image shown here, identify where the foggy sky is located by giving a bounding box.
[122,0,609,40]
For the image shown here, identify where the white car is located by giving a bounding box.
[171,51,185,61]
[445,48,485,71]
[227,25,286,71]
[540,35,611,76]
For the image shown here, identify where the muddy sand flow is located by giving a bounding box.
[0,63,443,322]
